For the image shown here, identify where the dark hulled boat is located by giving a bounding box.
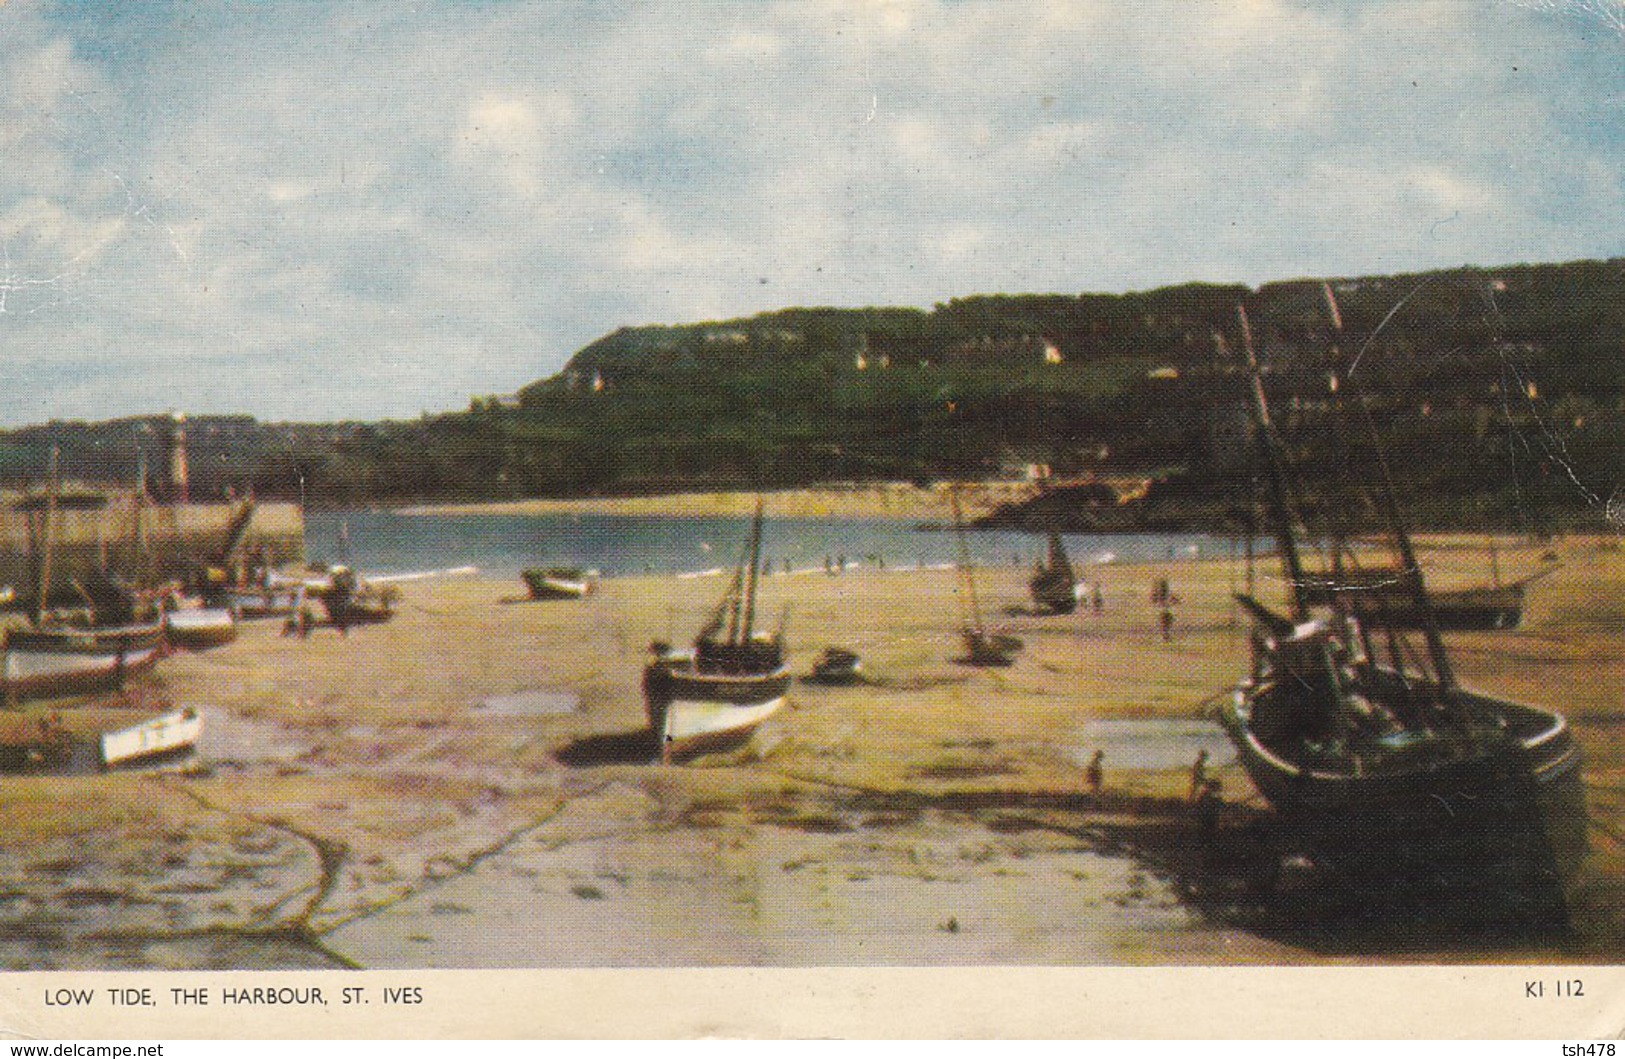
[313,566,396,627]
[1029,531,1080,614]
[215,581,306,619]
[807,646,863,685]
[643,499,790,763]
[1220,611,1586,918]
[1299,568,1545,631]
[1219,297,1586,923]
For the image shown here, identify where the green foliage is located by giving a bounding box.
[5,262,1622,528]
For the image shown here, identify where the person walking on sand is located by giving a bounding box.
[1196,780,1223,833]
[1188,749,1209,801]
[1086,749,1104,795]
[1196,779,1224,858]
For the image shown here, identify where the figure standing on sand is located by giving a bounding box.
[1086,749,1104,794]
[1160,606,1174,642]
[1196,779,1224,869]
[1188,748,1209,801]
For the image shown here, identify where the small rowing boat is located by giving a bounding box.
[100,707,204,769]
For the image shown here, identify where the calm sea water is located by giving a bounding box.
[304,510,1233,582]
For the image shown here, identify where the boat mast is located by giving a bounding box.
[33,445,61,628]
[1319,283,1456,694]
[740,497,765,642]
[1236,305,1309,620]
[950,485,986,633]
[132,439,150,586]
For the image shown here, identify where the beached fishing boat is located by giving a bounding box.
[1029,531,1080,614]
[807,646,863,685]
[99,707,203,769]
[2,453,168,702]
[1300,530,1555,632]
[3,623,167,703]
[217,581,306,619]
[1299,564,1551,631]
[1219,297,1586,923]
[163,605,238,650]
[643,499,790,763]
[311,566,396,627]
[521,566,594,600]
[950,486,1021,666]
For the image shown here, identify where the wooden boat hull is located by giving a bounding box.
[100,708,203,769]
[2,624,166,702]
[1423,585,1525,630]
[7,623,166,654]
[1029,569,1080,614]
[213,585,305,619]
[807,648,863,685]
[643,661,792,762]
[521,569,593,600]
[1303,579,1525,630]
[1029,531,1080,614]
[1219,677,1586,920]
[164,608,238,650]
[322,596,394,626]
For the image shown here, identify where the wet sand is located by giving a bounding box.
[0,533,1620,968]
[393,481,1033,521]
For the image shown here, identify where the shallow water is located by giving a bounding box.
[306,511,1227,582]
[1072,719,1236,771]
[477,689,580,716]
[320,798,1225,968]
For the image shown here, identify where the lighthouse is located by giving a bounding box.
[169,412,190,505]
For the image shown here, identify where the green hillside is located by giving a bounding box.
[4,260,1622,530]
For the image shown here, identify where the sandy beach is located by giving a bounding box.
[0,530,1619,969]
[393,481,1037,521]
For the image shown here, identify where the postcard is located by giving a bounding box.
[0,0,1621,1041]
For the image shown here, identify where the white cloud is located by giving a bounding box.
[0,1,1618,426]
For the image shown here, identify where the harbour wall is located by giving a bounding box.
[0,494,304,597]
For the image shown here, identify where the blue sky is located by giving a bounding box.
[2,0,1622,426]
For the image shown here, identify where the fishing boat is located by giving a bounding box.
[3,623,167,704]
[1029,531,1081,614]
[1300,564,1552,631]
[950,486,1021,666]
[643,499,791,763]
[1300,573,1527,630]
[807,646,863,685]
[163,605,238,650]
[3,450,167,703]
[99,707,203,769]
[312,566,397,626]
[521,566,595,600]
[1219,296,1586,924]
[217,581,306,619]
